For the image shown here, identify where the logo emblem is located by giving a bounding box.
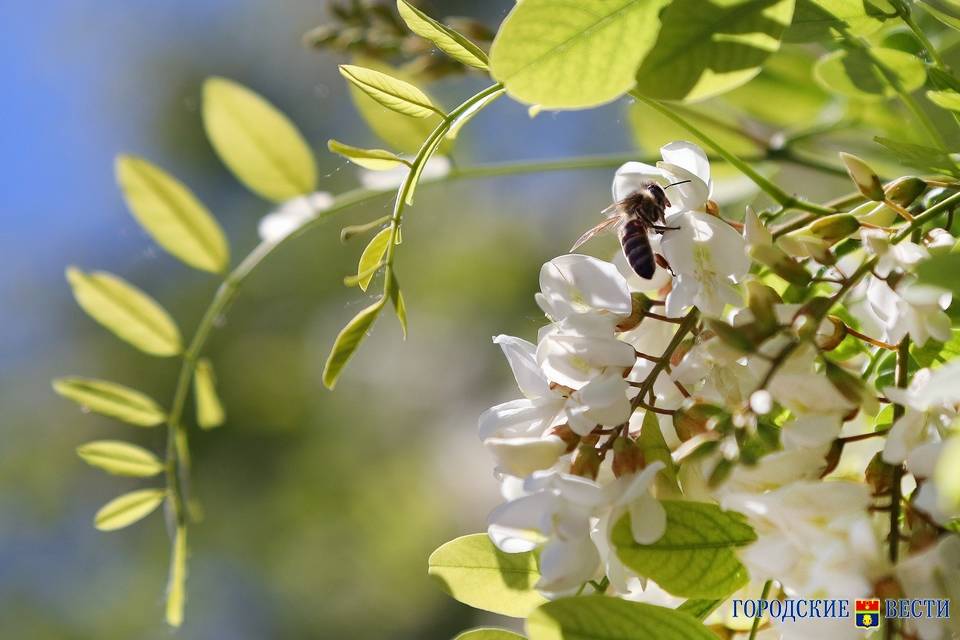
[855,599,881,629]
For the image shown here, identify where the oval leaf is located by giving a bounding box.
[347,57,447,154]
[66,267,181,357]
[526,597,717,640]
[77,440,164,477]
[194,358,225,429]
[115,155,229,273]
[339,65,441,118]
[328,139,408,171]
[814,47,926,101]
[927,89,960,112]
[397,0,489,69]
[612,500,757,598]
[634,0,796,102]
[454,630,526,640]
[490,0,670,109]
[356,227,391,292]
[203,77,317,202]
[428,533,547,618]
[94,488,166,531]
[322,298,385,390]
[387,272,408,339]
[53,377,166,427]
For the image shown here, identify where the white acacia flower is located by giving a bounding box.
[895,535,960,640]
[866,277,951,347]
[357,155,450,190]
[672,336,761,407]
[724,481,883,600]
[910,441,960,525]
[536,314,636,390]
[662,211,750,317]
[860,228,929,278]
[536,254,632,322]
[613,142,748,317]
[258,192,334,242]
[487,470,607,593]
[613,241,672,293]
[882,363,960,464]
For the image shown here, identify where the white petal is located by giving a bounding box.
[660,141,711,189]
[484,435,566,477]
[612,161,669,201]
[494,335,551,399]
[536,536,601,593]
[629,493,667,544]
[538,254,632,319]
[657,161,709,212]
[478,398,560,440]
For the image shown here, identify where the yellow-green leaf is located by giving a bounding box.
[397,0,489,69]
[77,440,164,477]
[634,0,796,102]
[53,377,166,427]
[356,227,391,292]
[94,488,166,531]
[339,65,442,118]
[490,0,670,109]
[66,267,181,356]
[328,139,408,171]
[454,630,526,640]
[193,358,225,429]
[527,597,717,640]
[388,272,408,339]
[202,77,317,202]
[322,298,385,390]
[814,47,926,101]
[115,155,229,273]
[928,89,960,112]
[428,533,547,618]
[166,526,187,627]
[347,57,447,153]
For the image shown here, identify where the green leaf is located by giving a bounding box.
[53,377,166,427]
[166,526,187,627]
[921,0,960,31]
[526,597,717,640]
[785,0,888,42]
[634,0,796,102]
[489,0,671,109]
[388,272,408,339]
[927,89,960,112]
[202,77,317,202]
[813,47,926,101]
[428,533,547,618]
[66,267,181,357]
[327,139,409,171]
[396,0,488,69]
[193,358,225,429]
[322,298,385,390]
[454,630,526,640]
[628,102,760,158]
[339,65,441,118]
[94,488,166,531]
[639,410,680,493]
[355,227,391,292]
[676,598,724,620]
[115,155,229,273]
[912,329,960,369]
[916,253,960,296]
[612,500,756,598]
[874,137,960,176]
[724,49,830,126]
[76,440,164,477]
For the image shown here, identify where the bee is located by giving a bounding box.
[571,180,689,279]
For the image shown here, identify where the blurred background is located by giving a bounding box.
[2,0,923,637]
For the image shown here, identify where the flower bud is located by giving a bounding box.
[840,152,884,201]
[612,437,645,478]
[825,360,876,413]
[852,201,898,227]
[808,214,861,245]
[884,176,926,207]
[673,403,725,441]
[749,244,811,285]
[746,281,782,336]
[615,292,651,332]
[865,452,893,495]
[570,441,602,479]
[548,425,581,453]
[819,440,845,478]
[817,316,848,351]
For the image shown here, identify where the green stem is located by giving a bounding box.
[630,91,836,216]
[897,4,947,69]
[884,338,909,640]
[749,580,773,640]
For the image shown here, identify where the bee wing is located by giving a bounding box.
[570,215,621,251]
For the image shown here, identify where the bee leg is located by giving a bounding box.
[651,224,681,232]
[655,253,676,276]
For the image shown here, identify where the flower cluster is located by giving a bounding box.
[479,142,960,639]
